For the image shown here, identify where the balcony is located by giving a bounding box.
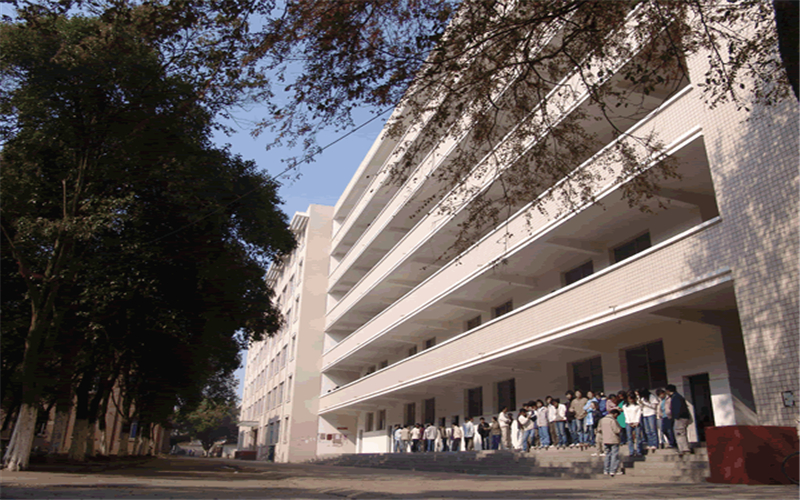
[323,84,701,357]
[319,216,728,413]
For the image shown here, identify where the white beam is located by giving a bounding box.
[444,300,485,313]
[484,273,540,289]
[544,237,604,256]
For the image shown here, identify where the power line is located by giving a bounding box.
[147,108,392,245]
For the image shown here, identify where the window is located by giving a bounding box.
[294,297,300,323]
[408,345,417,357]
[268,423,274,445]
[496,378,516,413]
[288,275,295,297]
[424,337,436,350]
[365,365,376,375]
[379,360,388,369]
[284,417,289,443]
[439,417,446,427]
[493,300,513,319]
[130,420,138,439]
[404,403,416,426]
[625,340,667,390]
[285,308,292,326]
[377,410,386,431]
[281,345,288,368]
[613,232,651,264]
[572,356,604,393]
[291,335,296,360]
[452,415,459,426]
[267,391,272,410]
[467,387,483,419]
[466,315,482,331]
[564,260,594,286]
[287,375,292,402]
[278,382,284,404]
[275,419,281,445]
[424,398,436,424]
[366,412,375,432]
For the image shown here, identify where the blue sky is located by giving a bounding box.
[218,104,388,399]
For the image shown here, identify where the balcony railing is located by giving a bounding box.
[320,217,727,413]
[323,84,698,361]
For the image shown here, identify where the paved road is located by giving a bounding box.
[1,456,796,499]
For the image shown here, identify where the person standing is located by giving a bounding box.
[623,392,642,456]
[400,425,411,453]
[498,408,512,449]
[478,418,491,450]
[424,423,437,452]
[552,398,568,448]
[452,422,464,451]
[534,400,551,449]
[638,388,659,452]
[443,424,453,452]
[657,388,676,449]
[489,416,501,450]
[598,407,623,477]
[411,424,422,453]
[463,417,476,451]
[666,384,693,456]
[393,425,403,453]
[570,390,589,448]
[518,408,535,452]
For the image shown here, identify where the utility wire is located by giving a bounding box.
[147,108,393,245]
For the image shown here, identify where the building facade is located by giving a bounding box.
[315,11,799,455]
[239,204,334,462]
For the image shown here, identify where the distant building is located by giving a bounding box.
[238,205,334,462]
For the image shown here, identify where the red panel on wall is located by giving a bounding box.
[706,426,799,484]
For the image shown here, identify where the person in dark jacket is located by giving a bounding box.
[665,384,693,456]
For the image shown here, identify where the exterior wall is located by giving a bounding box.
[682,49,799,426]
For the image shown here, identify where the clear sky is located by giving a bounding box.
[218,104,388,400]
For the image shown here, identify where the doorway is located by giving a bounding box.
[688,373,715,442]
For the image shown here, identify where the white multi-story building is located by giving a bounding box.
[315,10,798,456]
[239,204,333,462]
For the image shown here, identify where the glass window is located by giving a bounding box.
[496,379,516,413]
[408,345,417,357]
[379,360,388,369]
[287,375,292,402]
[466,315,482,331]
[564,260,594,286]
[625,340,667,389]
[377,410,386,431]
[572,356,604,393]
[614,232,651,263]
[467,387,483,419]
[424,338,436,350]
[366,412,375,432]
[424,398,436,424]
[404,403,416,427]
[493,300,513,319]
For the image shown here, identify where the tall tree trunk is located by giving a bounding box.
[2,403,38,471]
[118,425,130,457]
[49,410,70,454]
[68,419,89,461]
[67,373,92,461]
[2,302,55,471]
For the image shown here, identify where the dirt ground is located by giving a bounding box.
[1,456,797,499]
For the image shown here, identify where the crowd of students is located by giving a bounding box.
[390,384,695,478]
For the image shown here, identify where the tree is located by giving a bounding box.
[172,372,240,456]
[0,9,295,469]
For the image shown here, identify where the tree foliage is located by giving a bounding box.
[172,372,239,454]
[0,8,295,469]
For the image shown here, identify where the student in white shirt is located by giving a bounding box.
[623,393,643,456]
[638,388,660,451]
[535,400,551,448]
[498,408,512,449]
[551,398,568,448]
[463,417,476,451]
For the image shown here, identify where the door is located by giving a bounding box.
[688,373,715,442]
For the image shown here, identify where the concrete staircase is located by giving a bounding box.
[309,445,709,481]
